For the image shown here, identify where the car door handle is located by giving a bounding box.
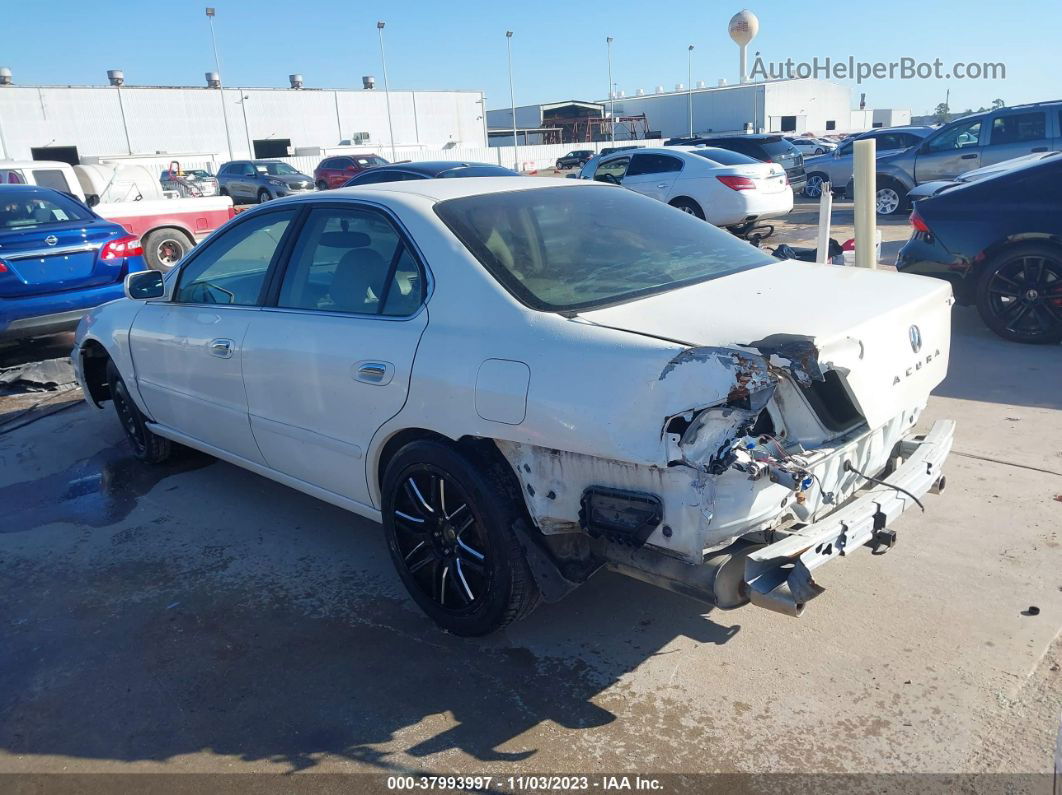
[1031,146,1048,152]
[656,183,669,189]
[353,360,394,385]
[208,338,234,358]
[960,153,977,159]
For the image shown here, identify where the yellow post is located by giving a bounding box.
[853,137,877,269]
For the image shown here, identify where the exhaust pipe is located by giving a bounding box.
[930,474,946,495]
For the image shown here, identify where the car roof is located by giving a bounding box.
[276,176,599,204]
[370,161,506,176]
[0,183,66,194]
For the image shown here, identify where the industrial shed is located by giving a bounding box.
[0,79,487,163]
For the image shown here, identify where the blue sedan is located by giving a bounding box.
[0,185,147,342]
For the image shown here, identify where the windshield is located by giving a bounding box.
[435,186,774,312]
[257,162,300,176]
[0,191,93,229]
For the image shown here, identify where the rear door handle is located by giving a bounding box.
[354,360,394,385]
[656,183,668,189]
[208,338,234,358]
[960,153,977,159]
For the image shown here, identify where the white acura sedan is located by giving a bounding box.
[73,178,954,636]
[581,146,793,228]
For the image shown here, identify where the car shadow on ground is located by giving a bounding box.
[935,305,1062,410]
[0,435,740,772]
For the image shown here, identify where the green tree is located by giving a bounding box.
[934,102,951,123]
[991,98,1005,110]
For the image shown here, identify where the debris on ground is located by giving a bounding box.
[0,358,76,395]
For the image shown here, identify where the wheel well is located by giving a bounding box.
[145,225,194,245]
[971,235,1062,289]
[79,339,112,407]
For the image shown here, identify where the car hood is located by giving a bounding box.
[577,260,953,429]
[267,173,312,185]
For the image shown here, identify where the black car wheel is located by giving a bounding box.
[803,173,828,199]
[669,197,705,219]
[382,440,539,636]
[257,189,271,204]
[976,243,1062,344]
[142,228,192,271]
[107,360,172,463]
[316,180,328,191]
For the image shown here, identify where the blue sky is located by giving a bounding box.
[4,0,1054,115]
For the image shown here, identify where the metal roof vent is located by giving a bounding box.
[718,78,728,86]
[205,71,221,88]
[107,69,125,86]
[289,73,303,89]
[655,85,665,94]
[617,90,625,98]
[675,83,685,91]
[696,80,706,89]
[0,67,12,86]
[362,75,376,90]
[636,88,645,96]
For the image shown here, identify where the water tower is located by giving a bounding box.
[728,9,759,84]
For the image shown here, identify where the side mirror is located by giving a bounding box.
[125,270,165,301]
[86,194,100,207]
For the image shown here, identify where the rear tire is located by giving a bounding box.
[106,360,172,464]
[803,172,828,198]
[875,178,907,215]
[142,228,193,271]
[316,180,327,191]
[669,197,705,220]
[975,243,1062,344]
[382,440,540,636]
[257,189,271,204]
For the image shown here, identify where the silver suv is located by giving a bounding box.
[802,127,932,199]
[216,160,315,204]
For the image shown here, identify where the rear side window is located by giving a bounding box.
[277,207,423,316]
[626,154,683,176]
[990,112,1046,145]
[176,210,295,305]
[594,157,629,181]
[31,169,72,192]
[0,191,93,229]
[691,148,759,166]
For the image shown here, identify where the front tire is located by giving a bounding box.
[975,243,1062,344]
[803,172,828,198]
[875,179,907,215]
[107,360,172,463]
[142,228,193,271]
[316,180,328,191]
[257,189,271,204]
[382,440,540,636]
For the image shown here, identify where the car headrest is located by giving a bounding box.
[319,231,370,249]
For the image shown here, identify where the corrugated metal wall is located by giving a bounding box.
[0,85,486,161]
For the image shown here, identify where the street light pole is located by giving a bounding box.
[687,44,694,137]
[377,21,397,162]
[606,36,614,143]
[205,7,234,160]
[506,31,518,170]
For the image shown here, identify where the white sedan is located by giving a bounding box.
[581,146,793,228]
[788,137,835,156]
[74,178,954,636]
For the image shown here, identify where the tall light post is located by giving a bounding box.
[377,21,397,162]
[606,36,615,142]
[505,31,518,170]
[205,7,234,160]
[687,44,695,137]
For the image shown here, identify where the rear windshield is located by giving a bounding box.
[439,165,518,178]
[691,148,760,166]
[435,185,774,312]
[0,191,93,229]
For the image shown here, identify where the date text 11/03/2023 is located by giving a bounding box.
[386,775,664,791]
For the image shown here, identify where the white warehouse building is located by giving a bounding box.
[606,78,907,138]
[0,75,487,163]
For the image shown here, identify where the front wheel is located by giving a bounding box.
[803,173,827,199]
[257,189,271,204]
[382,440,540,636]
[107,360,172,463]
[316,180,327,191]
[975,244,1062,344]
[875,180,907,215]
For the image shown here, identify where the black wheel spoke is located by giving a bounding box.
[454,559,475,604]
[407,544,437,575]
[1005,302,1032,332]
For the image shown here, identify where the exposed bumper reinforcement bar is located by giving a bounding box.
[744,419,955,617]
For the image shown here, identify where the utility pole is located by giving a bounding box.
[205,7,234,160]
[606,36,615,143]
[506,31,518,170]
[377,21,397,162]
[687,45,695,136]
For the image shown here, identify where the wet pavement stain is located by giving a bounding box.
[1,443,214,532]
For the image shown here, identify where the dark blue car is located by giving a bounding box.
[0,185,146,342]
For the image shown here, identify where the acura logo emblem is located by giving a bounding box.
[909,324,922,353]
[44,235,58,246]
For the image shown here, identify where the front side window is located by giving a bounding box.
[175,210,294,305]
[435,186,774,312]
[31,169,72,192]
[990,112,1046,145]
[257,162,300,176]
[277,207,423,316]
[0,191,92,229]
[626,154,683,176]
[928,120,982,151]
[594,157,629,182]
